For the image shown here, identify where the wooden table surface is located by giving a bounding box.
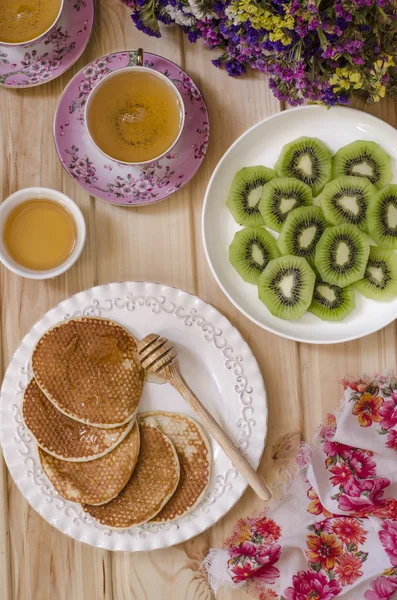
[1,1,396,599]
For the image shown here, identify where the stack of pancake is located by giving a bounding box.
[22,317,211,527]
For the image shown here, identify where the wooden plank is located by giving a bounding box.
[0,0,111,597]
[0,295,11,600]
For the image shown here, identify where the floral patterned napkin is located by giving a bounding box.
[203,375,397,599]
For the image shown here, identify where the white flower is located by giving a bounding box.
[164,5,195,26]
[188,0,215,19]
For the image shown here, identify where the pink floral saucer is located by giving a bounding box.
[0,0,94,88]
[53,51,210,206]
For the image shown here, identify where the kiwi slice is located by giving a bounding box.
[367,185,397,249]
[259,178,312,232]
[229,227,280,283]
[278,206,327,265]
[355,246,397,300]
[309,274,356,321]
[226,166,276,226]
[319,176,375,232]
[315,224,369,288]
[258,255,315,320]
[332,140,392,190]
[274,137,332,196]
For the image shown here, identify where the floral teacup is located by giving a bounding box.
[83,48,186,166]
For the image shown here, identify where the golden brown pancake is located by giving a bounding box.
[139,412,211,522]
[23,379,134,462]
[83,422,180,528]
[39,423,140,505]
[32,317,145,428]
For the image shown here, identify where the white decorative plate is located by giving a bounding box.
[0,282,267,551]
[202,106,397,344]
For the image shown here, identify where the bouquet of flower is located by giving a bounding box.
[121,0,397,106]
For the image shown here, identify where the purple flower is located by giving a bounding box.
[123,0,397,107]
[131,12,161,37]
[187,29,200,43]
[224,59,246,77]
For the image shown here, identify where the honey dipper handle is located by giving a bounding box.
[165,362,272,502]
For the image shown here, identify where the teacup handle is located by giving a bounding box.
[137,48,144,67]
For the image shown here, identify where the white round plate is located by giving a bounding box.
[203,105,397,344]
[0,282,267,551]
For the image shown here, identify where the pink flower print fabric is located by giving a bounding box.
[203,374,397,599]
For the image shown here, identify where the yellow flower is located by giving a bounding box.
[371,55,396,77]
[330,68,363,93]
[227,522,252,546]
[269,30,292,45]
[228,0,294,36]
[349,72,363,90]
[383,567,397,577]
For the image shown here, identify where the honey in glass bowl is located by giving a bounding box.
[4,199,77,271]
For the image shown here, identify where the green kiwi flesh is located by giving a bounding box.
[274,137,332,196]
[258,255,315,320]
[277,206,327,265]
[315,224,370,287]
[367,184,397,249]
[332,140,392,190]
[309,275,355,321]
[318,176,375,231]
[259,177,312,232]
[229,226,280,284]
[226,166,276,226]
[354,246,397,300]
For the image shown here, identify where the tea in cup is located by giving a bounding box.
[85,51,185,165]
[0,0,64,46]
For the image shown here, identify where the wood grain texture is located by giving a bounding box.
[0,1,396,599]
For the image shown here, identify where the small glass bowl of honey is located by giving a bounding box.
[0,188,86,279]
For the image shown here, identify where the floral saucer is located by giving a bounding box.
[0,0,94,88]
[53,51,210,206]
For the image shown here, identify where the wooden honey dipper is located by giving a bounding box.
[137,333,272,502]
